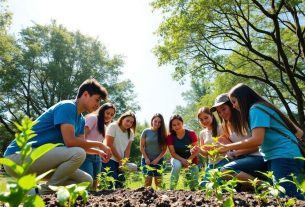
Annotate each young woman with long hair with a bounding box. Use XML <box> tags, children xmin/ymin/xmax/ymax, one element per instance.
<box><xmin>220</xmin><ymin>83</ymin><xmax>304</xmax><ymax>199</ymax></box>
<box><xmin>140</xmin><ymin>113</ymin><xmax>167</xmax><ymax>188</ymax></box>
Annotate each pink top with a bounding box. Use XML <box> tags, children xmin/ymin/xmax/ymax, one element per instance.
<box><xmin>85</xmin><ymin>115</ymin><xmax>104</xmax><ymax>142</ymax></box>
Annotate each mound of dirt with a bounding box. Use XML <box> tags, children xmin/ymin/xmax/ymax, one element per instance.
<box><xmin>42</xmin><ymin>187</ymin><xmax>305</xmax><ymax>207</ymax></box>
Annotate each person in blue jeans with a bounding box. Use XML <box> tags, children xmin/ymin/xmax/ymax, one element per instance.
<box><xmin>167</xmin><ymin>114</ymin><xmax>199</xmax><ymax>190</ymax></box>
<box><xmin>220</xmin><ymin>83</ymin><xmax>304</xmax><ymax>199</ymax></box>
<box><xmin>103</xmin><ymin>111</ymin><xmax>137</xmax><ymax>188</ymax></box>
<box><xmin>191</xmin><ymin>106</ymin><xmax>229</xmax><ymax>186</ymax></box>
<box><xmin>210</xmin><ymin>93</ymin><xmax>267</xmax><ymax>183</ymax></box>
<box><xmin>80</xmin><ymin>103</ymin><xmax>116</xmax><ymax>190</ymax></box>
<box><xmin>140</xmin><ymin>113</ymin><xmax>167</xmax><ymax>188</ymax></box>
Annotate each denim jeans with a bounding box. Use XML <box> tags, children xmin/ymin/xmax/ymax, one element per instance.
<box><xmin>221</xmin><ymin>155</ymin><xmax>267</xmax><ymax>178</ymax></box>
<box><xmin>141</xmin><ymin>158</ymin><xmax>164</xmax><ymax>177</ymax></box>
<box><xmin>80</xmin><ymin>154</ymin><xmax>101</xmax><ymax>180</ymax></box>
<box><xmin>170</xmin><ymin>158</ymin><xmax>199</xmax><ymax>190</ymax></box>
<box><xmin>267</xmin><ymin>158</ymin><xmax>304</xmax><ymax>200</ymax></box>
<box><xmin>102</xmin><ymin>159</ymin><xmax>124</xmax><ymax>188</ymax></box>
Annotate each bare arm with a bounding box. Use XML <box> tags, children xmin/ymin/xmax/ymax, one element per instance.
<box><xmin>140</xmin><ymin>137</ymin><xmax>151</xmax><ymax>165</ymax></box>
<box><xmin>220</xmin><ymin>128</ymin><xmax>265</xmax><ymax>152</ymax></box>
<box><xmin>60</xmin><ymin>124</ymin><xmax>105</xmax><ymax>150</ymax></box>
<box><xmin>168</xmin><ymin>145</ymin><xmax>189</xmax><ymax>167</ymax></box>
<box><xmin>188</xmin><ymin>141</ymin><xmax>198</xmax><ymax>161</ymax></box>
<box><xmin>151</xmin><ymin>145</ymin><xmax>167</xmax><ymax>165</ymax></box>
<box><xmin>293</xmin><ymin>123</ymin><xmax>304</xmax><ymax>139</ymax></box>
<box><xmin>124</xmin><ymin>141</ymin><xmax>132</xmax><ymax>159</ymax></box>
<box><xmin>105</xmin><ymin>135</ymin><xmax>122</xmax><ymax>162</ymax></box>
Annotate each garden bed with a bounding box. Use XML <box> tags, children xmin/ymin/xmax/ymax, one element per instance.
<box><xmin>42</xmin><ymin>187</ymin><xmax>305</xmax><ymax>207</ymax></box>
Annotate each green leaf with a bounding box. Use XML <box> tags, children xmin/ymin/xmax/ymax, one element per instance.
<box><xmin>24</xmin><ymin>195</ymin><xmax>46</xmax><ymax>207</ymax></box>
<box><xmin>18</xmin><ymin>174</ymin><xmax>37</xmax><ymax>191</ymax></box>
<box><xmin>0</xmin><ymin>158</ymin><xmax>24</xmax><ymax>176</ymax></box>
<box><xmin>75</xmin><ymin>182</ymin><xmax>90</xmax><ymax>192</ymax></box>
<box><xmin>269</xmin><ymin>188</ymin><xmax>279</xmax><ymax>196</ymax></box>
<box><xmin>223</xmin><ymin>197</ymin><xmax>234</xmax><ymax>207</ymax></box>
<box><xmin>80</xmin><ymin>190</ymin><xmax>88</xmax><ymax>204</ymax></box>
<box><xmin>57</xmin><ymin>187</ymin><xmax>70</xmax><ymax>206</ymax></box>
<box><xmin>30</xmin><ymin>143</ymin><xmax>61</xmax><ymax>162</ymax></box>
<box><xmin>285</xmin><ymin>198</ymin><xmax>296</xmax><ymax>206</ymax></box>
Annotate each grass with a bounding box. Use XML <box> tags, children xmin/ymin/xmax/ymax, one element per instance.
<box><xmin>0</xmin><ymin>168</ymin><xmax>204</xmax><ymax>193</ymax></box>
<box><xmin>126</xmin><ymin>170</ymin><xmax>202</xmax><ymax>190</ymax></box>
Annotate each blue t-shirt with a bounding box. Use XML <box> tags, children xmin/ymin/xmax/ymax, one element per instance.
<box><xmin>4</xmin><ymin>100</ymin><xmax>85</xmax><ymax>156</ymax></box>
<box><xmin>249</xmin><ymin>104</ymin><xmax>301</xmax><ymax>161</ymax></box>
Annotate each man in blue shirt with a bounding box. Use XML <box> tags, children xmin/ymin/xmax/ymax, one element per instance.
<box><xmin>4</xmin><ymin>79</ymin><xmax>111</xmax><ymax>194</ymax></box>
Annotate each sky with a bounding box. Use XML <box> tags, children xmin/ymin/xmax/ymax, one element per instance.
<box><xmin>6</xmin><ymin>0</ymin><xmax>190</xmax><ymax>124</ymax></box>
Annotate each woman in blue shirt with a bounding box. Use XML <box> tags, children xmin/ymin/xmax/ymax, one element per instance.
<box><xmin>220</xmin><ymin>83</ymin><xmax>304</xmax><ymax>199</ymax></box>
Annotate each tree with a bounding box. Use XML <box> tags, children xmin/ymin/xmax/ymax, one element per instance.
<box><xmin>0</xmin><ymin>0</ymin><xmax>21</xmax><ymax>154</ymax></box>
<box><xmin>0</xmin><ymin>21</ymin><xmax>140</xmax><ymax>152</ymax></box>
<box><xmin>173</xmin><ymin>78</ymin><xmax>211</xmax><ymax>133</ymax></box>
<box><xmin>152</xmin><ymin>0</ymin><xmax>305</xmax><ymax>130</ymax></box>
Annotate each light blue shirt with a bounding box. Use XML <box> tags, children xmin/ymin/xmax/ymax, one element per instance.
<box><xmin>141</xmin><ymin>128</ymin><xmax>163</xmax><ymax>160</ymax></box>
<box><xmin>4</xmin><ymin>100</ymin><xmax>85</xmax><ymax>156</ymax></box>
<box><xmin>249</xmin><ymin>103</ymin><xmax>301</xmax><ymax>161</ymax></box>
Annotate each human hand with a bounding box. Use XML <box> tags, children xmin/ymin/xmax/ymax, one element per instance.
<box><xmin>181</xmin><ymin>158</ymin><xmax>189</xmax><ymax>167</ymax></box>
<box><xmin>98</xmin><ymin>150</ymin><xmax>109</xmax><ymax>163</ymax></box>
<box><xmin>151</xmin><ymin>159</ymin><xmax>159</xmax><ymax>165</ymax></box>
<box><xmin>190</xmin><ymin>146</ymin><xmax>201</xmax><ymax>156</ymax></box>
<box><xmin>100</xmin><ymin>145</ymin><xmax>112</xmax><ymax>160</ymax></box>
<box><xmin>217</xmin><ymin>142</ymin><xmax>230</xmax><ymax>153</ymax></box>
<box><xmin>226</xmin><ymin>150</ymin><xmax>236</xmax><ymax>160</ymax></box>
<box><xmin>145</xmin><ymin>158</ymin><xmax>151</xmax><ymax>165</ymax></box>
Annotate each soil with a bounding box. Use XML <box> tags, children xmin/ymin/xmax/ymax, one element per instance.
<box><xmin>42</xmin><ymin>187</ymin><xmax>305</xmax><ymax>207</ymax></box>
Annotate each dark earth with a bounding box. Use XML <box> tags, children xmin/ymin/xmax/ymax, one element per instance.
<box><xmin>42</xmin><ymin>187</ymin><xmax>305</xmax><ymax>207</ymax></box>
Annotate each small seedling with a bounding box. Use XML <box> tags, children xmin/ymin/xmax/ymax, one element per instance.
<box><xmin>96</xmin><ymin>167</ymin><xmax>116</xmax><ymax>190</ymax></box>
<box><xmin>49</xmin><ymin>181</ymin><xmax>90</xmax><ymax>207</ymax></box>
<box><xmin>0</xmin><ymin>117</ymin><xmax>59</xmax><ymax>207</ymax></box>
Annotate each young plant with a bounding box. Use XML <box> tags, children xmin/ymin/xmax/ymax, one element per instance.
<box><xmin>258</xmin><ymin>171</ymin><xmax>290</xmax><ymax>207</ymax></box>
<box><xmin>49</xmin><ymin>181</ymin><xmax>90</xmax><ymax>207</ymax></box>
<box><xmin>248</xmin><ymin>177</ymin><xmax>269</xmax><ymax>205</ymax></box>
<box><xmin>0</xmin><ymin>117</ymin><xmax>60</xmax><ymax>207</ymax></box>
<box><xmin>182</xmin><ymin>162</ymin><xmax>199</xmax><ymax>190</ymax></box>
<box><xmin>119</xmin><ymin>157</ymin><xmax>132</xmax><ymax>188</ymax></box>
<box><xmin>96</xmin><ymin>167</ymin><xmax>116</xmax><ymax>190</ymax></box>
<box><xmin>203</xmin><ymin>168</ymin><xmax>237</xmax><ymax>205</ymax></box>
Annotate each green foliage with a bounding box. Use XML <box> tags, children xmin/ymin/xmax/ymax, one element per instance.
<box><xmin>96</xmin><ymin>167</ymin><xmax>116</xmax><ymax>190</ymax></box>
<box><xmin>49</xmin><ymin>182</ymin><xmax>90</xmax><ymax>207</ymax></box>
<box><xmin>0</xmin><ymin>117</ymin><xmax>60</xmax><ymax>207</ymax></box>
<box><xmin>0</xmin><ymin>20</ymin><xmax>140</xmax><ymax>149</ymax></box>
<box><xmin>202</xmin><ymin>168</ymin><xmax>238</xmax><ymax>206</ymax></box>
<box><xmin>257</xmin><ymin>171</ymin><xmax>291</xmax><ymax>207</ymax></box>
<box><xmin>152</xmin><ymin>0</ymin><xmax>305</xmax><ymax>129</ymax></box>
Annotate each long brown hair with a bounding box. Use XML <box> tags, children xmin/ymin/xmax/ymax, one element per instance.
<box><xmin>169</xmin><ymin>114</ymin><xmax>184</xmax><ymax>136</ymax></box>
<box><xmin>214</xmin><ymin>97</ymin><xmax>245</xmax><ymax>136</ymax></box>
<box><xmin>229</xmin><ymin>83</ymin><xmax>297</xmax><ymax>134</ymax></box>
<box><xmin>151</xmin><ymin>113</ymin><xmax>167</xmax><ymax>147</ymax></box>
<box><xmin>97</xmin><ymin>103</ymin><xmax>116</xmax><ymax>137</ymax></box>
<box><xmin>197</xmin><ymin>107</ymin><xmax>218</xmax><ymax>137</ymax></box>
<box><xmin>117</xmin><ymin>110</ymin><xmax>137</xmax><ymax>139</ymax></box>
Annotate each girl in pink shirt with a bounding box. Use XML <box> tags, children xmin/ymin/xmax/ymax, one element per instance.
<box><xmin>80</xmin><ymin>102</ymin><xmax>116</xmax><ymax>190</ymax></box>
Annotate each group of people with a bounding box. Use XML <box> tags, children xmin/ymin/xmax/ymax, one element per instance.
<box><xmin>3</xmin><ymin>79</ymin><xmax>305</xmax><ymax>200</ymax></box>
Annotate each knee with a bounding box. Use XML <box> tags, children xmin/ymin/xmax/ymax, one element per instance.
<box><xmin>70</xmin><ymin>147</ymin><xmax>86</xmax><ymax>163</ymax></box>
<box><xmin>171</xmin><ymin>159</ymin><xmax>182</xmax><ymax>171</ymax></box>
